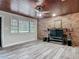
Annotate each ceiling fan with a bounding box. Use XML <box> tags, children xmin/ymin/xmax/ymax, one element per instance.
<box><xmin>34</xmin><ymin>0</ymin><xmax>50</xmax><ymax>13</ymax></box>
<box><xmin>32</xmin><ymin>0</ymin><xmax>52</xmax><ymax>18</ymax></box>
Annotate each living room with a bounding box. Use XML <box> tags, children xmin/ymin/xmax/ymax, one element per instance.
<box><xmin>0</xmin><ymin>0</ymin><xmax>79</xmax><ymax>59</ymax></box>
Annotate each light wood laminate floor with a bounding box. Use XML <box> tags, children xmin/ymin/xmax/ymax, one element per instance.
<box><xmin>0</xmin><ymin>40</ymin><xmax>79</xmax><ymax>59</ymax></box>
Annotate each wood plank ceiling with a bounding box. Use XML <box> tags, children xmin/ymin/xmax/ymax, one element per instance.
<box><xmin>35</xmin><ymin>0</ymin><xmax>79</xmax><ymax>17</ymax></box>
<box><xmin>33</xmin><ymin>0</ymin><xmax>79</xmax><ymax>17</ymax></box>
<box><xmin>0</xmin><ymin>0</ymin><xmax>35</xmax><ymax>18</ymax></box>
<box><xmin>0</xmin><ymin>0</ymin><xmax>79</xmax><ymax>18</ymax></box>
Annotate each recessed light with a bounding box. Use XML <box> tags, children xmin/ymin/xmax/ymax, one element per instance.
<box><xmin>52</xmin><ymin>14</ymin><xmax>56</xmax><ymax>16</ymax></box>
<box><xmin>61</xmin><ymin>0</ymin><xmax>65</xmax><ymax>2</ymax></box>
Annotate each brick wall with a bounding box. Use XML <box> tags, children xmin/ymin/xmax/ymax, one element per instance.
<box><xmin>38</xmin><ymin>13</ymin><xmax>79</xmax><ymax>46</ymax></box>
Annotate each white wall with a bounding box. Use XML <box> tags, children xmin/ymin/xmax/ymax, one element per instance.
<box><xmin>0</xmin><ymin>11</ymin><xmax>37</xmax><ymax>47</ymax></box>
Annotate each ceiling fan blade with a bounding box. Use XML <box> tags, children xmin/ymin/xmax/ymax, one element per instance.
<box><xmin>41</xmin><ymin>11</ymin><xmax>50</xmax><ymax>13</ymax></box>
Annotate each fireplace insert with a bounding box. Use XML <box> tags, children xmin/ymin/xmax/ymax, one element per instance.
<box><xmin>48</xmin><ymin>29</ymin><xmax>64</xmax><ymax>42</ymax></box>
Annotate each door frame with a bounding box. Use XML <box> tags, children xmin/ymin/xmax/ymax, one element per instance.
<box><xmin>0</xmin><ymin>15</ymin><xmax>4</xmax><ymax>48</ymax></box>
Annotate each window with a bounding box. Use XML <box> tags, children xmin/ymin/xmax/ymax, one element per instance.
<box><xmin>30</xmin><ymin>21</ymin><xmax>36</xmax><ymax>32</ymax></box>
<box><xmin>11</xmin><ymin>19</ymin><xmax>18</xmax><ymax>33</ymax></box>
<box><xmin>19</xmin><ymin>20</ymin><xmax>29</xmax><ymax>33</ymax></box>
<box><xmin>11</xmin><ymin>18</ymin><xmax>36</xmax><ymax>33</ymax></box>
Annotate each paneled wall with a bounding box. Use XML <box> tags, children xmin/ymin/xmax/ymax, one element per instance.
<box><xmin>0</xmin><ymin>11</ymin><xmax>37</xmax><ymax>47</ymax></box>
<box><xmin>38</xmin><ymin>13</ymin><xmax>79</xmax><ymax>46</ymax></box>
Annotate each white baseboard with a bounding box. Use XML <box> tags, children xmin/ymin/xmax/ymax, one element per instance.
<box><xmin>2</xmin><ymin>40</ymin><xmax>36</xmax><ymax>48</ymax></box>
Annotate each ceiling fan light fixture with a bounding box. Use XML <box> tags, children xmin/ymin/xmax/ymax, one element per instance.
<box><xmin>35</xmin><ymin>5</ymin><xmax>43</xmax><ymax>12</ymax></box>
<box><xmin>37</xmin><ymin>12</ymin><xmax>43</xmax><ymax>18</ymax></box>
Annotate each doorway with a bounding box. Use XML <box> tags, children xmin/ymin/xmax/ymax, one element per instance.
<box><xmin>0</xmin><ymin>17</ymin><xmax>2</xmax><ymax>47</ymax></box>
